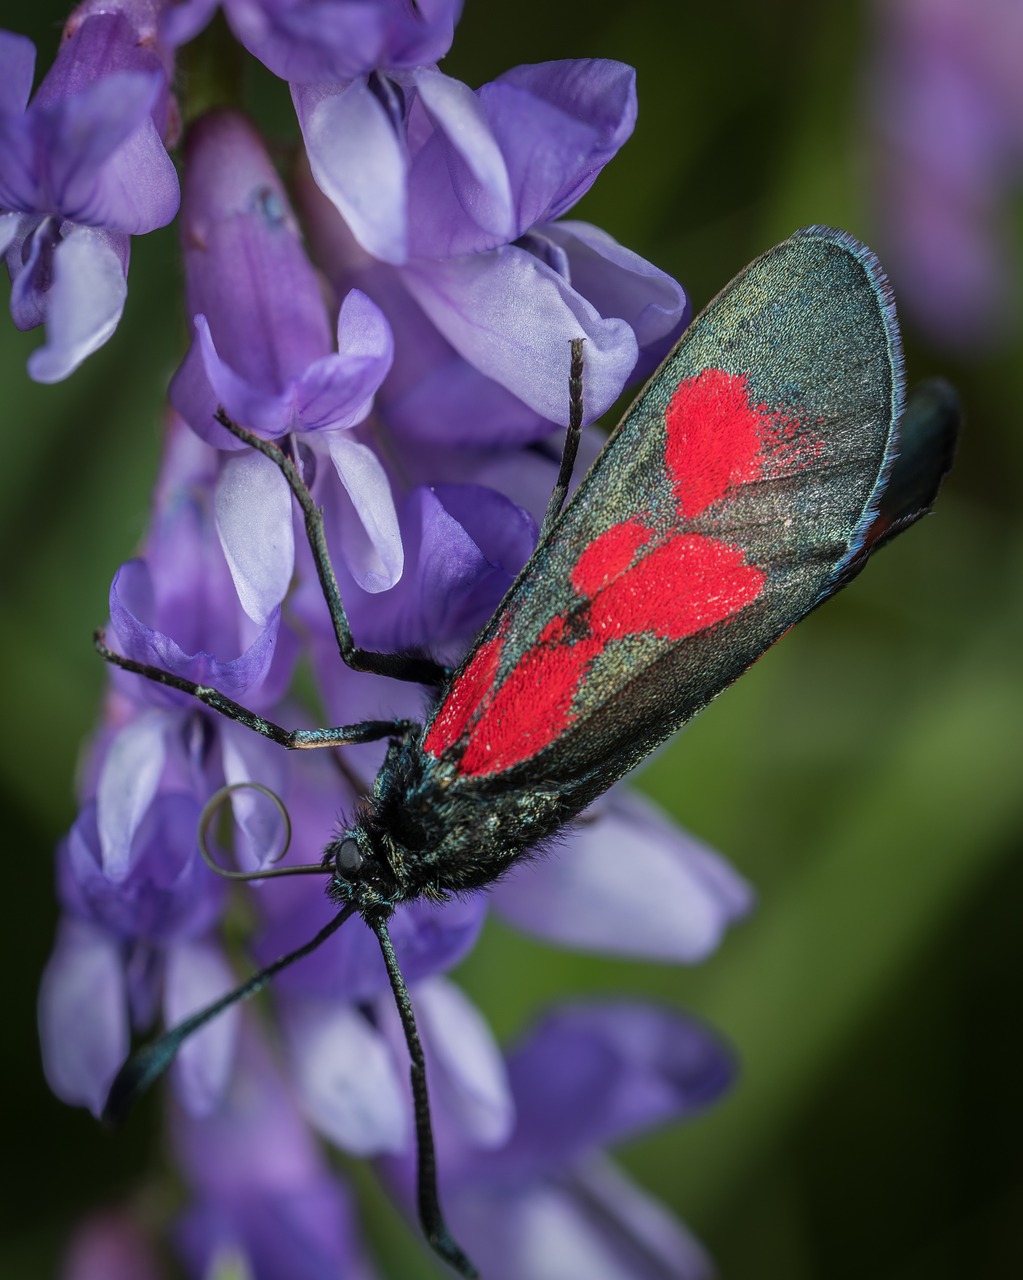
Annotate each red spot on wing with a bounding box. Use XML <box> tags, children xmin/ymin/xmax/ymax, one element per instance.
<box><xmin>571</xmin><ymin>519</ymin><xmax>651</xmax><ymax>595</ymax></box>
<box><xmin>423</xmin><ymin>621</ymin><xmax>506</xmax><ymax>757</ymax></box>
<box><xmin>666</xmin><ymin>368</ymin><xmax>815</xmax><ymax>519</ymax></box>
<box><xmin>454</xmin><ymin>529</ymin><xmax>765</xmax><ymax>777</ymax></box>
<box><xmin>455</xmin><ymin>620</ymin><xmax>603</xmax><ymax>777</ymax></box>
<box><xmin>588</xmin><ymin>534</ymin><xmax>764</xmax><ymax>641</ymax></box>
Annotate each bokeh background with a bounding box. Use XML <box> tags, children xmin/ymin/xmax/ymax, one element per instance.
<box><xmin>3</xmin><ymin>1</ymin><xmax>1021</xmax><ymax>1276</ymax></box>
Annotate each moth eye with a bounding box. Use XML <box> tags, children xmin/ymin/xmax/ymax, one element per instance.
<box><xmin>335</xmin><ymin>837</ymin><xmax>364</xmax><ymax>877</ymax></box>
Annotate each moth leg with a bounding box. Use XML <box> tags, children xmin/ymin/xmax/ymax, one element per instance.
<box><xmin>537</xmin><ymin>337</ymin><xmax>586</xmax><ymax>541</ymax></box>
<box><xmin>215</xmin><ymin>409</ymin><xmax>448</xmax><ymax>686</ymax></box>
<box><xmin>372</xmin><ymin>919</ymin><xmax>479</xmax><ymax>1279</ymax></box>
<box><xmin>95</xmin><ymin>630</ymin><xmax>417</xmax><ymax>749</ymax></box>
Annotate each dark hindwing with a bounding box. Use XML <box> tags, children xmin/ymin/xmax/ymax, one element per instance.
<box><xmin>424</xmin><ymin>228</ymin><xmax>905</xmax><ymax>805</ymax></box>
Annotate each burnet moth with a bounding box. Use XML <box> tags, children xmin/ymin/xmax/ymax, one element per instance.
<box><xmin>96</xmin><ymin>226</ymin><xmax>958</xmax><ymax>1277</ymax></box>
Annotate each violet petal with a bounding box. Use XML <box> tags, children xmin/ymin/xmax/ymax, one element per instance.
<box><xmin>38</xmin><ymin>919</ymin><xmax>129</xmax><ymax>1116</ymax></box>
<box><xmin>413</xmin><ymin>977</ymin><xmax>514</xmax><ymax>1147</ymax></box>
<box><xmin>543</xmin><ymin>220</ymin><xmax>689</xmax><ymax>372</ymax></box>
<box><xmin>324</xmin><ymin>430</ymin><xmax>404</xmax><ymax>592</ymax></box>
<box><xmin>214</xmin><ymin>447</ymin><xmax>295</xmax><ymax>625</ymax></box>
<box><xmin>490</xmin><ymin>789</ymin><xmax>753</xmax><ymax>961</ymax></box>
<box><xmin>498</xmin><ymin>1002</ymin><xmax>734</xmax><ymax>1174</ymax></box>
<box><xmin>96</xmin><ymin>710</ymin><xmax>169</xmax><ymax>882</ymax></box>
<box><xmin>295</xmin><ymin>79</ymin><xmax>408</xmax><ymax>265</ymax></box>
<box><xmin>109</xmin><ymin>558</ymin><xmax>282</xmax><ymax>695</ymax></box>
<box><xmin>455</xmin><ymin>1154</ymin><xmax>712</xmax><ymax>1280</ymax></box>
<box><xmin>165</xmin><ymin>939</ymin><xmax>240</xmax><ymax>1117</ymax></box>
<box><xmin>486</xmin><ymin>60</ymin><xmax>638</xmax><ymax>225</ymax></box>
<box><xmin>283</xmin><ymin>995</ymin><xmax>408</xmax><ymax>1154</ymax></box>
<box><xmin>406</xmin><ymin>66</ymin><xmax>515</xmax><ymax>255</ymax></box>
<box><xmin>25</xmin><ymin>225</ymin><xmax>129</xmax><ymax>381</ymax></box>
<box><xmin>0</xmin><ymin>30</ymin><xmax>35</xmax><ymax>115</ymax></box>
<box><xmin>402</xmin><ymin>246</ymin><xmax>637</xmax><ymax>424</ymax></box>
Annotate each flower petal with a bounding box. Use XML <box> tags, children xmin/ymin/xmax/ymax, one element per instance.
<box><xmin>96</xmin><ymin>710</ymin><xmax>169</xmax><ymax>882</ymax></box>
<box><xmin>412</xmin><ymin>977</ymin><xmax>513</xmax><ymax>1147</ymax></box>
<box><xmin>486</xmin><ymin>60</ymin><xmax>637</xmax><ymax>225</ymax></box>
<box><xmin>38</xmin><ymin>919</ymin><xmax>129</xmax><ymax>1116</ymax></box>
<box><xmin>165</xmin><ymin>939</ymin><xmax>241</xmax><ymax>1117</ymax></box>
<box><xmin>0</xmin><ymin>30</ymin><xmax>35</xmax><ymax>115</ymax></box>
<box><xmin>406</xmin><ymin>67</ymin><xmax>515</xmax><ymax>256</ymax></box>
<box><xmin>26</xmin><ymin>226</ymin><xmax>128</xmax><ymax>382</ymax></box>
<box><xmin>402</xmin><ymin>246</ymin><xmax>637</xmax><ymax>424</ymax></box>
<box><xmin>214</xmin><ymin>447</ymin><xmax>296</xmax><ymax>625</ymax></box>
<box><xmin>491</xmin><ymin>789</ymin><xmax>753</xmax><ymax>961</ymax></box>
<box><xmin>284</xmin><ymin>995</ymin><xmax>409</xmax><ymax>1154</ymax></box>
<box><xmin>324</xmin><ymin>430</ymin><xmax>403</xmax><ymax>592</ymax></box>
<box><xmin>543</xmin><ymin>220</ymin><xmax>689</xmax><ymax>377</ymax></box>
<box><xmin>455</xmin><ymin>1154</ymin><xmax>712</xmax><ymax>1280</ymax></box>
<box><xmin>295</xmin><ymin>79</ymin><xmax>408</xmax><ymax>265</ymax></box>
<box><xmin>495</xmin><ymin>1002</ymin><xmax>734</xmax><ymax>1174</ymax></box>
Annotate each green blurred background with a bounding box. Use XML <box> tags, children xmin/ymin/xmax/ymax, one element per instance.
<box><xmin>3</xmin><ymin>1</ymin><xmax>1021</xmax><ymax>1276</ymax></box>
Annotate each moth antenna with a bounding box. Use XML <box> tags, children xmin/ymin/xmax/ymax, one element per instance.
<box><xmin>372</xmin><ymin>919</ymin><xmax>479</xmax><ymax>1279</ymax></box>
<box><xmin>198</xmin><ymin>781</ymin><xmax>325</xmax><ymax>881</ymax></box>
<box><xmin>539</xmin><ymin>336</ymin><xmax>586</xmax><ymax>538</ymax></box>
<box><xmin>103</xmin><ymin>904</ymin><xmax>358</xmax><ymax>1125</ymax></box>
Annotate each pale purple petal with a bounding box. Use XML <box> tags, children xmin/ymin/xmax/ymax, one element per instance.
<box><xmin>491</xmin><ymin>789</ymin><xmax>753</xmax><ymax>961</ymax></box>
<box><xmin>324</xmin><ymin>430</ymin><xmax>404</xmax><ymax>591</ymax></box>
<box><xmin>110</xmin><ymin>558</ymin><xmax>282</xmax><ymax>695</ymax></box>
<box><xmin>485</xmin><ymin>60</ymin><xmax>637</xmax><ymax>225</ymax></box>
<box><xmin>295</xmin><ymin>79</ymin><xmax>408</xmax><ymax>264</ymax></box>
<box><xmin>159</xmin><ymin>0</ymin><xmax>220</xmax><ymax>47</ymax></box>
<box><xmin>26</xmin><ymin>225</ymin><xmax>129</xmax><ymax>382</ymax></box>
<box><xmin>0</xmin><ymin>30</ymin><xmax>35</xmax><ymax>115</ymax></box>
<box><xmin>177</xmin><ymin>1186</ymin><xmax>376</xmax><ymax>1280</ymax></box>
<box><xmin>214</xmin><ymin>447</ymin><xmax>295</xmax><ymax>624</ymax></box>
<box><xmin>96</xmin><ymin>711</ymin><xmax>169</xmax><ymax>881</ymax></box>
<box><xmin>402</xmin><ymin>246</ymin><xmax>637</xmax><ymax>424</ymax></box>
<box><xmin>543</xmin><ymin>220</ymin><xmax>689</xmax><ymax>376</ymax></box>
<box><xmin>410</xmin><ymin>977</ymin><xmax>513</xmax><ymax>1147</ymax></box>
<box><xmin>498</xmin><ymin>1003</ymin><xmax>733</xmax><ymax>1174</ymax></box>
<box><xmin>455</xmin><ymin>1155</ymin><xmax>712</xmax><ymax>1280</ymax></box>
<box><xmin>39</xmin><ymin>919</ymin><xmax>129</xmax><ymax>1116</ymax></box>
<box><xmin>340</xmin><ymin>482</ymin><xmax>534</xmax><ymax>654</ymax></box>
<box><xmin>165</xmin><ymin>939</ymin><xmax>241</xmax><ymax>1117</ymax></box>
<box><xmin>406</xmin><ymin>67</ymin><xmax>515</xmax><ymax>255</ymax></box>
<box><xmin>37</xmin><ymin>71</ymin><xmax>175</xmax><ymax>230</ymax></box>
<box><xmin>172</xmin><ymin>1025</ymin><xmax>325</xmax><ymax>1195</ymax></box>
<box><xmin>258</xmin><ymin>892</ymin><xmax>485</xmax><ymax>1005</ymax></box>
<box><xmin>193</xmin><ymin>313</ymin><xmax>301</xmax><ymax>436</ymax></box>
<box><xmin>218</xmin><ymin>722</ymin><xmax>290</xmax><ymax>872</ymax></box>
<box><xmin>293</xmin><ymin>289</ymin><xmax>394</xmax><ymax>430</ymax></box>
<box><xmin>283</xmin><ymin>995</ymin><xmax>409</xmax><ymax>1154</ymax></box>
<box><xmin>68</xmin><ymin>793</ymin><xmax>224</xmax><ymax>943</ymax></box>
<box><xmin>170</xmin><ymin>112</ymin><xmax>335</xmax><ymax>438</ymax></box>
<box><xmin>0</xmin><ymin>211</ymin><xmax>23</xmax><ymax>256</ymax></box>
<box><xmin>223</xmin><ymin>0</ymin><xmax>461</xmax><ymax>82</ymax></box>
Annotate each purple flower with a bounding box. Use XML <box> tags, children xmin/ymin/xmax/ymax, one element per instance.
<box><xmin>0</xmin><ymin>4</ymin><xmax>179</xmax><ymax>379</ymax></box>
<box><xmin>382</xmin><ymin>1000</ymin><xmax>730</xmax><ymax>1279</ymax></box>
<box><xmin>868</xmin><ymin>0</ymin><xmax>1023</xmax><ymax>347</ymax></box>
<box><xmin>163</xmin><ymin>0</ymin><xmax>463</xmax><ymax>84</ymax></box>
<box><xmin>295</xmin><ymin>58</ymin><xmax>688</xmax><ymax>435</ymax></box>
<box><xmin>169</xmin><ymin>110</ymin><xmax>401</xmax><ymax>614</ymax></box>
<box><xmin>173</xmin><ymin>1027</ymin><xmax>379</xmax><ymax>1279</ymax></box>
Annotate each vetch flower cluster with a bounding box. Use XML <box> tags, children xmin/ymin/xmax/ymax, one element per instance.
<box><xmin>20</xmin><ymin>1</ymin><xmax>751</xmax><ymax>1274</ymax></box>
